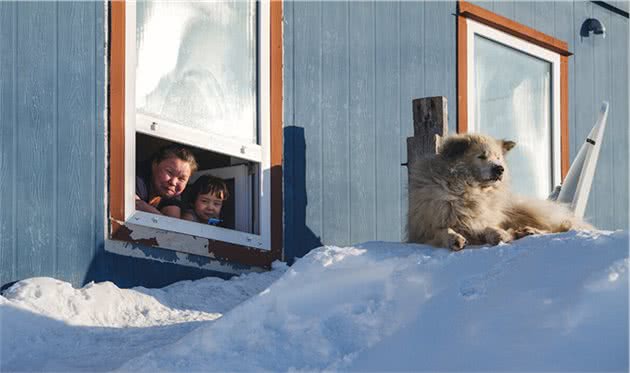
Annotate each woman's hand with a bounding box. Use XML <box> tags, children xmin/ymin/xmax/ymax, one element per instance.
<box><xmin>181</xmin><ymin>211</ymin><xmax>195</xmax><ymax>222</ymax></box>
<box><xmin>160</xmin><ymin>205</ymin><xmax>181</xmax><ymax>219</ymax></box>
<box><xmin>135</xmin><ymin>195</ymin><xmax>163</xmax><ymax>215</ymax></box>
<box><xmin>135</xmin><ymin>194</ymin><xmax>181</xmax><ymax>218</ymax></box>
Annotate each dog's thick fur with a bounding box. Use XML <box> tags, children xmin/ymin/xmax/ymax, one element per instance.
<box><xmin>407</xmin><ymin>133</ymin><xmax>593</xmax><ymax>250</ymax></box>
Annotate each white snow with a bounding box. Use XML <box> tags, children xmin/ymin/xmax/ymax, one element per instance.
<box><xmin>1</xmin><ymin>230</ymin><xmax>628</xmax><ymax>371</ymax></box>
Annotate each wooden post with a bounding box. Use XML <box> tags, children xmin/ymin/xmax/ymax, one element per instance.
<box><xmin>406</xmin><ymin>97</ymin><xmax>448</xmax><ymax>226</ymax></box>
<box><xmin>406</xmin><ymin>96</ymin><xmax>449</xmax><ymax>168</ymax></box>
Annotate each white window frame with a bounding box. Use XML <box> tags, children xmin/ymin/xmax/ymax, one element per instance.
<box><xmin>123</xmin><ymin>1</ymin><xmax>272</xmax><ymax>251</ymax></box>
<box><xmin>466</xmin><ymin>19</ymin><xmax>562</xmax><ymax>190</ymax></box>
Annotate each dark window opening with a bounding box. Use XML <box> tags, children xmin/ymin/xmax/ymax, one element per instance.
<box><xmin>136</xmin><ymin>133</ymin><xmax>259</xmax><ymax>234</ymax></box>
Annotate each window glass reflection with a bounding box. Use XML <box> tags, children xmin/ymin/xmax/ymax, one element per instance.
<box><xmin>474</xmin><ymin>35</ymin><xmax>553</xmax><ymax>198</ymax></box>
<box><xmin>136</xmin><ymin>1</ymin><xmax>257</xmax><ymax>144</ymax></box>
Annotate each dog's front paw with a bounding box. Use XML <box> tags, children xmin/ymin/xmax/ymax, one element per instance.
<box><xmin>483</xmin><ymin>227</ymin><xmax>512</xmax><ymax>245</ymax></box>
<box><xmin>448</xmin><ymin>231</ymin><xmax>467</xmax><ymax>251</ymax></box>
<box><xmin>512</xmin><ymin>226</ymin><xmax>545</xmax><ymax>239</ymax></box>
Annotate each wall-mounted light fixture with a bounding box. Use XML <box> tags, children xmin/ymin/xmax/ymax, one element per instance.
<box><xmin>580</xmin><ymin>18</ymin><xmax>606</xmax><ymax>39</ymax></box>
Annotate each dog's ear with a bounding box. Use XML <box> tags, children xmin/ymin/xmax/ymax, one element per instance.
<box><xmin>501</xmin><ymin>140</ymin><xmax>516</xmax><ymax>154</ymax></box>
<box><xmin>439</xmin><ymin>136</ymin><xmax>471</xmax><ymax>159</ymax></box>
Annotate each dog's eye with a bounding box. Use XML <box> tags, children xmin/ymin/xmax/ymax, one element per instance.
<box><xmin>478</xmin><ymin>154</ymin><xmax>487</xmax><ymax>160</ymax></box>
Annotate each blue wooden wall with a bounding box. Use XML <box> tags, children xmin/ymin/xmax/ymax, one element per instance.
<box><xmin>0</xmin><ymin>1</ymin><xmax>103</xmax><ymax>287</ymax></box>
<box><xmin>283</xmin><ymin>1</ymin><xmax>629</xmax><ymax>260</ymax></box>
<box><xmin>284</xmin><ymin>1</ymin><xmax>458</xmax><ymax>261</ymax></box>
<box><xmin>0</xmin><ymin>2</ymin><xmax>230</xmax><ymax>289</ymax></box>
<box><xmin>1</xmin><ymin>1</ymin><xmax>627</xmax><ymax>288</ymax></box>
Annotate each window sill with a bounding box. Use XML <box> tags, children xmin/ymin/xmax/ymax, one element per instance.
<box><xmin>110</xmin><ymin>219</ymin><xmax>278</xmax><ymax>269</ymax></box>
<box><xmin>104</xmin><ymin>238</ymin><xmax>263</xmax><ymax>276</ymax></box>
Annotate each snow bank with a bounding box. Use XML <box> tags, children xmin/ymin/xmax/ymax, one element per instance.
<box><xmin>1</xmin><ymin>267</ymin><xmax>285</xmax><ymax>371</ymax></box>
<box><xmin>122</xmin><ymin>230</ymin><xmax>628</xmax><ymax>372</ymax></box>
<box><xmin>1</xmin><ymin>231</ymin><xmax>627</xmax><ymax>372</ymax></box>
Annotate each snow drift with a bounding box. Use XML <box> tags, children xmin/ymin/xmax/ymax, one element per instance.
<box><xmin>1</xmin><ymin>230</ymin><xmax>628</xmax><ymax>371</ymax></box>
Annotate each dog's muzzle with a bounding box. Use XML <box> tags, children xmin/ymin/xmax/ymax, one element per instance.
<box><xmin>491</xmin><ymin>165</ymin><xmax>504</xmax><ymax>180</ymax></box>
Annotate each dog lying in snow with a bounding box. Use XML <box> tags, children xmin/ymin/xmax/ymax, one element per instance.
<box><xmin>407</xmin><ymin>133</ymin><xmax>593</xmax><ymax>250</ymax></box>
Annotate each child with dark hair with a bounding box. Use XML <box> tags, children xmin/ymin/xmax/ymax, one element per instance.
<box><xmin>182</xmin><ymin>175</ymin><xmax>230</xmax><ymax>226</ymax></box>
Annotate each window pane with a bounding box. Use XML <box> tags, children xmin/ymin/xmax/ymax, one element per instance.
<box><xmin>136</xmin><ymin>1</ymin><xmax>257</xmax><ymax>144</ymax></box>
<box><xmin>474</xmin><ymin>35</ymin><xmax>552</xmax><ymax>198</ymax></box>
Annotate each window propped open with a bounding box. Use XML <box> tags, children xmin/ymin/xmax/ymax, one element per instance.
<box><xmin>107</xmin><ymin>0</ymin><xmax>283</xmax><ymax>267</ymax></box>
<box><xmin>137</xmin><ymin>133</ymin><xmax>259</xmax><ymax>235</ymax></box>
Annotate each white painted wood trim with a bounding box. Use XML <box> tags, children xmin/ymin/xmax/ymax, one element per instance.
<box><xmin>136</xmin><ymin>113</ymin><xmax>263</xmax><ymax>163</ymax></box>
<box><xmin>551</xmin><ymin>55</ymin><xmax>561</xmax><ymax>188</ymax></box>
<box><xmin>130</xmin><ymin>211</ymin><xmax>266</xmax><ymax>249</ymax></box>
<box><xmin>104</xmin><ymin>239</ymin><xmax>262</xmax><ymax>276</ymax></box>
<box><xmin>466</xmin><ymin>18</ymin><xmax>562</xmax><ymax>189</ymax></box>
<box><xmin>124</xmin><ymin>1</ymin><xmax>137</xmax><ymax>221</ymax></box>
<box><xmin>258</xmin><ymin>0</ymin><xmax>272</xmax><ymax>250</ymax></box>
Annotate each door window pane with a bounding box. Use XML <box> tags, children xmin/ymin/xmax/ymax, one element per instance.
<box><xmin>474</xmin><ymin>35</ymin><xmax>553</xmax><ymax>198</ymax></box>
<box><xmin>135</xmin><ymin>1</ymin><xmax>257</xmax><ymax>144</ymax></box>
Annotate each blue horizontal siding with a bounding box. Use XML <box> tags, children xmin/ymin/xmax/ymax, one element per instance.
<box><xmin>284</xmin><ymin>1</ymin><xmax>458</xmax><ymax>260</ymax></box>
<box><xmin>0</xmin><ymin>1</ymin><xmax>234</xmax><ymax>289</ymax></box>
<box><xmin>284</xmin><ymin>0</ymin><xmax>629</xmax><ymax>261</ymax></box>
<box><xmin>0</xmin><ymin>1</ymin><xmax>18</xmax><ymax>287</ymax></box>
<box><xmin>15</xmin><ymin>1</ymin><xmax>57</xmax><ymax>281</ymax></box>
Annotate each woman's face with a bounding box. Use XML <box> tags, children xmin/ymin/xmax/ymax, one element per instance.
<box><xmin>151</xmin><ymin>157</ymin><xmax>192</xmax><ymax>198</ymax></box>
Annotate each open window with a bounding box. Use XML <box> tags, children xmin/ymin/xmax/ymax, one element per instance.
<box><xmin>457</xmin><ymin>1</ymin><xmax>571</xmax><ymax>199</ymax></box>
<box><xmin>108</xmin><ymin>1</ymin><xmax>283</xmax><ymax>269</ymax></box>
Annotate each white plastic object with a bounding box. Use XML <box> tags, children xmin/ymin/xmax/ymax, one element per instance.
<box><xmin>556</xmin><ymin>101</ymin><xmax>609</xmax><ymax>218</ymax></box>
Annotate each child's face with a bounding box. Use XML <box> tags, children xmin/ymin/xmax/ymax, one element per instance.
<box><xmin>194</xmin><ymin>191</ymin><xmax>224</xmax><ymax>222</ymax></box>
